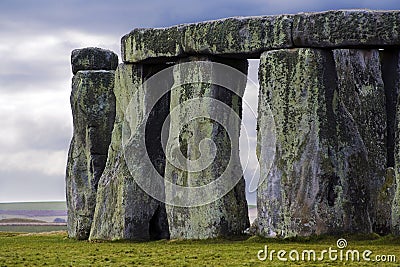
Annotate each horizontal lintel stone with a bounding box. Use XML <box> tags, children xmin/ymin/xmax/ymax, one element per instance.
<box><xmin>121</xmin><ymin>15</ymin><xmax>294</xmax><ymax>63</ymax></box>
<box><xmin>121</xmin><ymin>10</ymin><xmax>400</xmax><ymax>63</ymax></box>
<box><xmin>293</xmin><ymin>10</ymin><xmax>400</xmax><ymax>48</ymax></box>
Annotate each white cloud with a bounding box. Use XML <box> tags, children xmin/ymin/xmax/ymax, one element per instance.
<box><xmin>0</xmin><ymin>30</ymin><xmax>119</xmax><ymax>81</ymax></box>
<box><xmin>0</xmin><ymin>170</ymin><xmax>66</xmax><ymax>202</ymax></box>
<box><xmin>63</xmin><ymin>30</ymin><xmax>120</xmax><ymax>55</ymax></box>
<box><xmin>0</xmin><ymin>26</ymin><xmax>119</xmax><ymax>202</ymax></box>
<box><xmin>0</xmin><ymin>149</ymin><xmax>68</xmax><ymax>176</ymax></box>
<box><xmin>0</xmin><ymin>89</ymin><xmax>72</xmax><ymax>151</ymax></box>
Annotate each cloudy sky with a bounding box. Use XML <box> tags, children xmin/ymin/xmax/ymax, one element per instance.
<box><xmin>0</xmin><ymin>0</ymin><xmax>398</xmax><ymax>204</ymax></box>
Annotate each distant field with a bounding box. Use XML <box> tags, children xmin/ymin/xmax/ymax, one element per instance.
<box><xmin>0</xmin><ymin>201</ymin><xmax>67</xmax><ymax>229</ymax></box>
<box><xmin>0</xmin><ymin>202</ymin><xmax>256</xmax><ymax>232</ymax></box>
<box><xmin>0</xmin><ymin>217</ymin><xmax>67</xmax><ymax>232</ymax></box>
<box><xmin>0</xmin><ymin>225</ymin><xmax>67</xmax><ymax>233</ymax></box>
<box><xmin>0</xmin><ymin>201</ymin><xmax>66</xmax><ymax>210</ymax></box>
<box><xmin>0</xmin><ymin>218</ymin><xmax>47</xmax><ymax>223</ymax></box>
<box><xmin>0</xmin><ymin>232</ymin><xmax>399</xmax><ymax>266</ymax></box>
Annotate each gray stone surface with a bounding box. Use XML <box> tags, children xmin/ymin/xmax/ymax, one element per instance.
<box><xmin>181</xmin><ymin>15</ymin><xmax>293</xmax><ymax>57</ymax></box>
<box><xmin>388</xmin><ymin>50</ymin><xmax>400</xmax><ymax>236</ymax></box>
<box><xmin>122</xmin><ymin>15</ymin><xmax>293</xmax><ymax>63</ymax></box>
<box><xmin>333</xmin><ymin>49</ymin><xmax>391</xmax><ymax>235</ymax></box>
<box><xmin>293</xmin><ymin>10</ymin><xmax>400</xmax><ymax>48</ymax></box>
<box><xmin>164</xmin><ymin>56</ymin><xmax>249</xmax><ymax>239</ymax></box>
<box><xmin>257</xmin><ymin>48</ymin><xmax>339</xmax><ymax>238</ymax></box>
<box><xmin>66</xmin><ymin>70</ymin><xmax>116</xmax><ymax>240</ymax></box>
<box><xmin>122</xmin><ymin>10</ymin><xmax>400</xmax><ymax>63</ymax></box>
<box><xmin>89</xmin><ymin>63</ymin><xmax>171</xmax><ymax>241</ymax></box>
<box><xmin>122</xmin><ymin>27</ymin><xmax>183</xmax><ymax>63</ymax></box>
<box><xmin>71</xmin><ymin>47</ymin><xmax>119</xmax><ymax>75</ymax></box>
<box><xmin>257</xmin><ymin>48</ymin><xmax>388</xmax><ymax>238</ymax></box>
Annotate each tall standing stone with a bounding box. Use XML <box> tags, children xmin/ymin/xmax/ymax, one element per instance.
<box><xmin>257</xmin><ymin>48</ymin><xmax>381</xmax><ymax>237</ymax></box>
<box><xmin>387</xmin><ymin>50</ymin><xmax>400</xmax><ymax>236</ymax></box>
<box><xmin>164</xmin><ymin>57</ymin><xmax>249</xmax><ymax>239</ymax></box>
<box><xmin>89</xmin><ymin>63</ymin><xmax>172</xmax><ymax>241</ymax></box>
<box><xmin>333</xmin><ymin>49</ymin><xmax>390</xmax><ymax>234</ymax></box>
<box><xmin>66</xmin><ymin>48</ymin><xmax>118</xmax><ymax>240</ymax></box>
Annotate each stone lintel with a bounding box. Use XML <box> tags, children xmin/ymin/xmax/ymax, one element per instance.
<box><xmin>122</xmin><ymin>15</ymin><xmax>293</xmax><ymax>63</ymax></box>
<box><xmin>122</xmin><ymin>10</ymin><xmax>400</xmax><ymax>63</ymax></box>
<box><xmin>293</xmin><ymin>10</ymin><xmax>400</xmax><ymax>48</ymax></box>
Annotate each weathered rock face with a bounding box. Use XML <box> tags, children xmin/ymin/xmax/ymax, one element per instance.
<box><xmin>257</xmin><ymin>48</ymin><xmax>391</xmax><ymax>238</ymax></box>
<box><xmin>66</xmin><ymin>47</ymin><xmax>117</xmax><ymax>240</ymax></box>
<box><xmin>182</xmin><ymin>15</ymin><xmax>293</xmax><ymax>57</ymax></box>
<box><xmin>293</xmin><ymin>10</ymin><xmax>400</xmax><ymax>48</ymax></box>
<box><xmin>388</xmin><ymin>50</ymin><xmax>400</xmax><ymax>236</ymax></box>
<box><xmin>333</xmin><ymin>49</ymin><xmax>391</xmax><ymax>235</ymax></box>
<box><xmin>122</xmin><ymin>15</ymin><xmax>293</xmax><ymax>63</ymax></box>
<box><xmin>164</xmin><ymin>57</ymin><xmax>249</xmax><ymax>239</ymax></box>
<box><xmin>257</xmin><ymin>48</ymin><xmax>341</xmax><ymax>237</ymax></box>
<box><xmin>122</xmin><ymin>27</ymin><xmax>182</xmax><ymax>64</ymax></box>
<box><xmin>71</xmin><ymin>47</ymin><xmax>119</xmax><ymax>75</ymax></box>
<box><xmin>89</xmin><ymin>63</ymin><xmax>172</xmax><ymax>241</ymax></box>
<box><xmin>122</xmin><ymin>10</ymin><xmax>400</xmax><ymax>63</ymax></box>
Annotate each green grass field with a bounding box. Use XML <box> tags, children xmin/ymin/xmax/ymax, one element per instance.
<box><xmin>0</xmin><ymin>202</ymin><xmax>397</xmax><ymax>266</ymax></box>
<box><xmin>0</xmin><ymin>218</ymin><xmax>48</xmax><ymax>223</ymax></box>
<box><xmin>0</xmin><ymin>201</ymin><xmax>66</xmax><ymax>211</ymax></box>
<box><xmin>0</xmin><ymin>232</ymin><xmax>399</xmax><ymax>266</ymax></box>
<box><xmin>0</xmin><ymin>225</ymin><xmax>67</xmax><ymax>233</ymax></box>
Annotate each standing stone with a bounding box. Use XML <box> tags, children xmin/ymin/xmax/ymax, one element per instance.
<box><xmin>71</xmin><ymin>47</ymin><xmax>119</xmax><ymax>75</ymax></box>
<box><xmin>164</xmin><ymin>56</ymin><xmax>249</xmax><ymax>239</ymax></box>
<box><xmin>257</xmin><ymin>48</ymin><xmax>378</xmax><ymax>238</ymax></box>
<box><xmin>333</xmin><ymin>49</ymin><xmax>389</xmax><ymax>234</ymax></box>
<box><xmin>387</xmin><ymin>50</ymin><xmax>400</xmax><ymax>236</ymax></box>
<box><xmin>66</xmin><ymin>47</ymin><xmax>118</xmax><ymax>240</ymax></box>
<box><xmin>89</xmin><ymin>63</ymin><xmax>172</xmax><ymax>241</ymax></box>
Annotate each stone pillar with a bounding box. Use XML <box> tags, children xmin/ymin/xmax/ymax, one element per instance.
<box><xmin>89</xmin><ymin>63</ymin><xmax>172</xmax><ymax>241</ymax></box>
<box><xmin>66</xmin><ymin>47</ymin><xmax>118</xmax><ymax>240</ymax></box>
<box><xmin>257</xmin><ymin>48</ymin><xmax>385</xmax><ymax>238</ymax></box>
<box><xmin>334</xmin><ymin>49</ymin><xmax>390</xmax><ymax>235</ymax></box>
<box><xmin>164</xmin><ymin>56</ymin><xmax>249</xmax><ymax>239</ymax></box>
<box><xmin>386</xmin><ymin>49</ymin><xmax>400</xmax><ymax>236</ymax></box>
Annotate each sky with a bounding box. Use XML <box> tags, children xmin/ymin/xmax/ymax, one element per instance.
<box><xmin>0</xmin><ymin>0</ymin><xmax>399</xmax><ymax>204</ymax></box>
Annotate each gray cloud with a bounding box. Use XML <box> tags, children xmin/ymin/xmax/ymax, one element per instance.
<box><xmin>1</xmin><ymin>0</ymin><xmax>398</xmax><ymax>35</ymax></box>
<box><xmin>0</xmin><ymin>170</ymin><xmax>65</xmax><ymax>202</ymax></box>
<box><xmin>0</xmin><ymin>114</ymin><xmax>71</xmax><ymax>152</ymax></box>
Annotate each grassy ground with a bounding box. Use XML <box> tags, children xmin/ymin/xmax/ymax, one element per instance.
<box><xmin>0</xmin><ymin>232</ymin><xmax>399</xmax><ymax>266</ymax></box>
